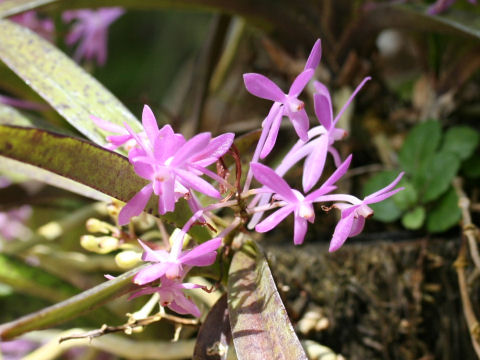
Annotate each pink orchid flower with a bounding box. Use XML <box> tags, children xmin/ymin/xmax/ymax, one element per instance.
<box><xmin>0</xmin><ymin>205</ymin><xmax>32</xmax><ymax>241</ymax></box>
<box><xmin>318</xmin><ymin>172</ymin><xmax>404</xmax><ymax>252</ymax></box>
<box><xmin>63</xmin><ymin>7</ymin><xmax>125</xmax><ymax>66</ymax></box>
<box><xmin>91</xmin><ymin>115</ymin><xmax>142</xmax><ymax>151</ymax></box>
<box><xmin>250</xmin><ymin>155</ymin><xmax>352</xmax><ymax>245</ymax></box>
<box><xmin>243</xmin><ymin>69</ymin><xmax>313</xmax><ymax>147</ymax></box>
<box><xmin>129</xmin><ymin>278</ymin><xmax>203</xmax><ymax>317</ymax></box>
<box><xmin>243</xmin><ymin>40</ymin><xmax>322</xmax><ymax>159</ymax></box>
<box><xmin>7</xmin><ymin>9</ymin><xmax>54</xmax><ymax>41</ymax></box>
<box><xmin>301</xmin><ymin>77</ymin><xmax>371</xmax><ymax>192</ymax></box>
<box><xmin>133</xmin><ymin>237</ymin><xmax>221</xmax><ymax>285</ymax></box>
<box><xmin>108</xmin><ymin>105</ymin><xmax>233</xmax><ymax>225</ymax></box>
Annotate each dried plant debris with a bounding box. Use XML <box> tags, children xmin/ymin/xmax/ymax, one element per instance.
<box><xmin>266</xmin><ymin>238</ymin><xmax>478</xmax><ymax>360</ymax></box>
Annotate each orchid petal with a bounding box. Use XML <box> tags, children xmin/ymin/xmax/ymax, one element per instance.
<box><xmin>333</xmin><ymin>77</ymin><xmax>371</xmax><ymax>125</ymax></box>
<box><xmin>302</xmin><ymin>135</ymin><xmax>329</xmax><ymax>192</ymax></box>
<box><xmin>133</xmin><ymin>262</ymin><xmax>169</xmax><ymax>285</ymax></box>
<box><xmin>365</xmin><ymin>187</ymin><xmax>404</xmax><ymax>205</ymax></box>
<box><xmin>170</xmin><ymin>296</ymin><xmax>201</xmax><ymax>317</ymax></box>
<box><xmin>175</xmin><ymin>169</ymin><xmax>221</xmax><ymax>199</ymax></box>
<box><xmin>250</xmin><ymin>163</ymin><xmax>297</xmax><ymax>203</ymax></box>
<box><xmin>260</xmin><ymin>104</ymin><xmax>283</xmax><ymax>159</ymax></box>
<box><xmin>288</xmin><ymin>69</ymin><xmax>314</xmax><ymax>97</ymax></box>
<box><xmin>313</xmin><ymin>91</ymin><xmax>333</xmax><ymax>130</ymax></box>
<box><xmin>172</xmin><ymin>133</ymin><xmax>211</xmax><ymax>166</ymax></box>
<box><xmin>118</xmin><ymin>184</ymin><xmax>153</xmax><ymax>225</ymax></box>
<box><xmin>191</xmin><ymin>133</ymin><xmax>235</xmax><ymax>167</ymax></box>
<box><xmin>256</xmin><ymin>205</ymin><xmax>294</xmax><ymax>233</ymax></box>
<box><xmin>293</xmin><ymin>215</ymin><xmax>308</xmax><ymax>245</ymax></box>
<box><xmin>132</xmin><ymin>161</ymin><xmax>154</xmax><ymax>180</ymax></box>
<box><xmin>138</xmin><ymin>240</ymin><xmax>169</xmax><ymax>262</ymax></box>
<box><xmin>158</xmin><ymin>178</ymin><xmax>176</xmax><ymax>215</ymax></box>
<box><xmin>180</xmin><ymin>282</ymin><xmax>205</xmax><ymax>290</ymax></box>
<box><xmin>289</xmin><ymin>108</ymin><xmax>309</xmax><ymax>141</ymax></box>
<box><xmin>365</xmin><ymin>172</ymin><xmax>404</xmax><ymax>201</ymax></box>
<box><xmin>91</xmin><ymin>115</ymin><xmax>125</xmax><ymax>133</ymax></box>
<box><xmin>349</xmin><ymin>216</ymin><xmax>366</xmax><ymax>237</ymax></box>
<box><xmin>304</xmin><ymin>39</ymin><xmax>322</xmax><ymax>70</ymax></box>
<box><xmin>321</xmin><ymin>154</ymin><xmax>352</xmax><ymax>189</ymax></box>
<box><xmin>329</xmin><ymin>212</ymin><xmax>355</xmax><ymax>252</ymax></box>
<box><xmin>128</xmin><ymin>286</ymin><xmax>158</xmax><ymax>300</ymax></box>
<box><xmin>179</xmin><ymin>238</ymin><xmax>221</xmax><ymax>266</ymax></box>
<box><xmin>328</xmin><ymin>146</ymin><xmax>343</xmax><ymax>167</ymax></box>
<box><xmin>243</xmin><ymin>73</ymin><xmax>286</xmax><ymax>102</ymax></box>
<box><xmin>142</xmin><ymin>105</ymin><xmax>159</xmax><ymax>145</ymax></box>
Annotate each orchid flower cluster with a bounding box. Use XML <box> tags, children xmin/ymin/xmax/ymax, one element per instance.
<box><xmin>2</xmin><ymin>3</ymin><xmax>123</xmax><ymax>66</ymax></box>
<box><xmin>94</xmin><ymin>39</ymin><xmax>403</xmax><ymax>317</ymax></box>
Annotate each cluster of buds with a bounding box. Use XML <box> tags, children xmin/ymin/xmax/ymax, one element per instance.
<box><xmin>94</xmin><ymin>39</ymin><xmax>403</xmax><ymax>317</ymax></box>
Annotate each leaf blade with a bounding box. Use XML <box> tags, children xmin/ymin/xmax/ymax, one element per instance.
<box><xmin>227</xmin><ymin>241</ymin><xmax>307</xmax><ymax>360</ymax></box>
<box><xmin>0</xmin><ymin>125</ymin><xmax>210</xmax><ymax>241</ymax></box>
<box><xmin>0</xmin><ymin>19</ymin><xmax>141</xmax><ymax>145</ymax></box>
<box><xmin>0</xmin><ymin>264</ymin><xmax>145</xmax><ymax>340</ymax></box>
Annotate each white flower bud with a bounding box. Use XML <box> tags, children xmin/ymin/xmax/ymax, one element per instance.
<box><xmin>115</xmin><ymin>250</ymin><xmax>142</xmax><ymax>269</ymax></box>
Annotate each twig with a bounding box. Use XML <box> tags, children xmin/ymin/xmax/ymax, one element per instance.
<box><xmin>453</xmin><ymin>177</ymin><xmax>480</xmax><ymax>358</ymax></box>
<box><xmin>59</xmin><ymin>311</ymin><xmax>199</xmax><ymax>343</ymax></box>
<box><xmin>453</xmin><ymin>178</ymin><xmax>480</xmax><ymax>271</ymax></box>
<box><xmin>23</xmin><ymin>328</ymin><xmax>195</xmax><ymax>360</ymax></box>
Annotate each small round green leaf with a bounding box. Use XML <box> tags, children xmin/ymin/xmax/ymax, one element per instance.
<box><xmin>401</xmin><ymin>206</ymin><xmax>425</xmax><ymax>230</ymax></box>
<box><xmin>415</xmin><ymin>151</ymin><xmax>460</xmax><ymax>203</ymax></box>
<box><xmin>399</xmin><ymin>120</ymin><xmax>441</xmax><ymax>175</ymax></box>
<box><xmin>393</xmin><ymin>179</ymin><xmax>418</xmax><ymax>211</ymax></box>
<box><xmin>441</xmin><ymin>126</ymin><xmax>479</xmax><ymax>160</ymax></box>
<box><xmin>427</xmin><ymin>186</ymin><xmax>461</xmax><ymax>233</ymax></box>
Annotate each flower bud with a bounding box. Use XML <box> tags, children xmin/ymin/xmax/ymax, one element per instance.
<box><xmin>86</xmin><ymin>218</ymin><xmax>111</xmax><ymax>234</ymax></box>
<box><xmin>37</xmin><ymin>222</ymin><xmax>62</xmax><ymax>240</ymax></box>
<box><xmin>115</xmin><ymin>250</ymin><xmax>141</xmax><ymax>269</ymax></box>
<box><xmin>80</xmin><ymin>235</ymin><xmax>119</xmax><ymax>254</ymax></box>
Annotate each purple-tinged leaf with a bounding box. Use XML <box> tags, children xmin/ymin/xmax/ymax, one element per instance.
<box><xmin>0</xmin><ymin>125</ymin><xmax>210</xmax><ymax>241</ymax></box>
<box><xmin>227</xmin><ymin>241</ymin><xmax>307</xmax><ymax>360</ymax></box>
<box><xmin>193</xmin><ymin>294</ymin><xmax>234</xmax><ymax>360</ymax></box>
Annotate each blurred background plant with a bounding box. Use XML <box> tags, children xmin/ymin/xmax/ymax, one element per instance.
<box><xmin>0</xmin><ymin>0</ymin><xmax>479</xmax><ymax>359</ymax></box>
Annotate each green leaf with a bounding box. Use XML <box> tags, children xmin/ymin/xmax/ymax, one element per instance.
<box><xmin>0</xmin><ymin>102</ymin><xmax>34</xmax><ymax>127</ymax></box>
<box><xmin>363</xmin><ymin>171</ymin><xmax>403</xmax><ymax>222</ymax></box>
<box><xmin>0</xmin><ymin>126</ymin><xmax>210</xmax><ymax>241</ymax></box>
<box><xmin>228</xmin><ymin>241</ymin><xmax>307</xmax><ymax>360</ymax></box>
<box><xmin>389</xmin><ymin>3</ymin><xmax>480</xmax><ymax>40</ymax></box>
<box><xmin>0</xmin><ymin>264</ymin><xmax>146</xmax><ymax>340</ymax></box>
<box><xmin>462</xmin><ymin>153</ymin><xmax>480</xmax><ymax>178</ymax></box>
<box><xmin>0</xmin><ymin>19</ymin><xmax>141</xmax><ymax>146</ymax></box>
<box><xmin>441</xmin><ymin>126</ymin><xmax>479</xmax><ymax>160</ymax></box>
<box><xmin>399</xmin><ymin>120</ymin><xmax>441</xmax><ymax>175</ymax></box>
<box><xmin>0</xmin><ymin>102</ymin><xmax>72</xmax><ymax>135</ymax></box>
<box><xmin>393</xmin><ymin>179</ymin><xmax>418</xmax><ymax>211</ymax></box>
<box><xmin>0</xmin><ymin>0</ymin><xmax>55</xmax><ymax>18</ymax></box>
<box><xmin>0</xmin><ymin>253</ymin><xmax>78</xmax><ymax>303</ymax></box>
<box><xmin>427</xmin><ymin>186</ymin><xmax>461</xmax><ymax>233</ymax></box>
<box><xmin>401</xmin><ymin>206</ymin><xmax>425</xmax><ymax>230</ymax></box>
<box><xmin>415</xmin><ymin>151</ymin><xmax>460</xmax><ymax>202</ymax></box>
